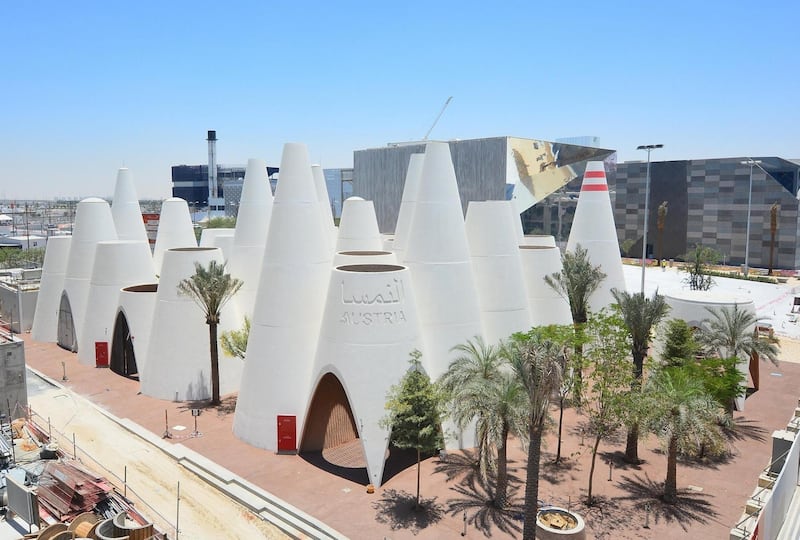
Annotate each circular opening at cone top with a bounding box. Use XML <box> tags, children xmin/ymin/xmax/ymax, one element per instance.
<box><xmin>123</xmin><ymin>283</ymin><xmax>158</xmax><ymax>293</ymax></box>
<box><xmin>520</xmin><ymin>245</ymin><xmax>557</xmax><ymax>250</ymax></box>
<box><xmin>338</xmin><ymin>250</ymin><xmax>392</xmax><ymax>256</ymax></box>
<box><xmin>336</xmin><ymin>264</ymin><xmax>404</xmax><ymax>273</ymax></box>
<box><xmin>169</xmin><ymin>247</ymin><xmax>217</xmax><ymax>252</ymax></box>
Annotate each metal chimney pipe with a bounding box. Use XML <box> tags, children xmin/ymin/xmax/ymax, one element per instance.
<box><xmin>207</xmin><ymin>130</ymin><xmax>217</xmax><ymax>204</ymax></box>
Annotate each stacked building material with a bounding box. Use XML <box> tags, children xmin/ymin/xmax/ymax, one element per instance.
<box><xmin>36</xmin><ymin>461</ymin><xmax>112</xmax><ymax>521</ymax></box>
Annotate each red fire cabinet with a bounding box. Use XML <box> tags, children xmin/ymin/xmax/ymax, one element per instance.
<box><xmin>277</xmin><ymin>415</ymin><xmax>297</xmax><ymax>453</ymax></box>
<box><xmin>95</xmin><ymin>341</ymin><xmax>109</xmax><ymax>368</ymax></box>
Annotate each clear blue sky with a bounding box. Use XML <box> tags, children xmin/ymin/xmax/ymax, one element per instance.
<box><xmin>3</xmin><ymin>1</ymin><xmax>798</xmax><ymax>200</ymax></box>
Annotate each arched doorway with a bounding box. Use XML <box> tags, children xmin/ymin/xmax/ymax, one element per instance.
<box><xmin>300</xmin><ymin>373</ymin><xmax>368</xmax><ymax>484</ymax></box>
<box><xmin>110</xmin><ymin>311</ymin><xmax>138</xmax><ymax>379</ymax></box>
<box><xmin>57</xmin><ymin>292</ymin><xmax>77</xmax><ymax>352</ymax></box>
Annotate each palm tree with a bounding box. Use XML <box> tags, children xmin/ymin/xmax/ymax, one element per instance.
<box><xmin>697</xmin><ymin>304</ymin><xmax>779</xmax><ymax>411</ymax></box>
<box><xmin>439</xmin><ymin>337</ymin><xmax>528</xmax><ymax>508</ymax></box>
<box><xmin>504</xmin><ymin>330</ymin><xmax>563</xmax><ymax>540</ymax></box>
<box><xmin>611</xmin><ymin>289</ymin><xmax>670</xmax><ymax>463</ymax></box>
<box><xmin>545</xmin><ymin>244</ymin><xmax>606</xmax><ymax>404</ymax></box>
<box><xmin>177</xmin><ymin>260</ymin><xmax>243</xmax><ymax>405</ymax></box>
<box><xmin>645</xmin><ymin>368</ymin><xmax>724</xmax><ymax>503</ymax></box>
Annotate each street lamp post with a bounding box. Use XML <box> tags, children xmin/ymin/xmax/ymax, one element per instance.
<box><xmin>637</xmin><ymin>144</ymin><xmax>663</xmax><ymax>294</ymax></box>
<box><xmin>741</xmin><ymin>159</ymin><xmax>762</xmax><ymax>276</ymax></box>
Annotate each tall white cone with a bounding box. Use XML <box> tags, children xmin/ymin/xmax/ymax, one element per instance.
<box><xmin>336</xmin><ymin>197</ymin><xmax>382</xmax><ymax>252</ymax></box>
<box><xmin>152</xmin><ymin>198</ymin><xmax>196</xmax><ymax>275</ymax></box>
<box><xmin>31</xmin><ymin>236</ymin><xmax>72</xmax><ymax>342</ymax></box>
<box><xmin>519</xmin><ymin>245</ymin><xmax>573</xmax><ymax>326</ymax></box>
<box><xmin>393</xmin><ymin>153</ymin><xmax>425</xmax><ymax>263</ymax></box>
<box><xmin>307</xmin><ymin>264</ymin><xmax>422</xmax><ymax>487</ymax></box>
<box><xmin>566</xmin><ymin>161</ymin><xmax>626</xmax><ymax>312</ymax></box>
<box><xmin>229</xmin><ymin>159</ymin><xmax>274</xmax><ymax>319</ymax></box>
<box><xmin>116</xmin><ymin>283</ymin><xmax>158</xmax><ymax>375</ymax></box>
<box><xmin>465</xmin><ymin>201</ymin><xmax>532</xmax><ymax>344</ymax></box>
<box><xmin>60</xmin><ymin>198</ymin><xmax>118</xmax><ymax>352</ymax></box>
<box><xmin>78</xmin><ymin>240</ymin><xmax>156</xmax><ymax>366</ymax></box>
<box><xmin>312</xmin><ymin>164</ymin><xmax>337</xmax><ymax>248</ymax></box>
<box><xmin>234</xmin><ymin>143</ymin><xmax>333</xmax><ymax>452</ymax></box>
<box><xmin>111</xmin><ymin>168</ymin><xmax>149</xmax><ymax>244</ymax></box>
<box><xmin>403</xmin><ymin>142</ymin><xmax>483</xmax><ymax>449</ymax></box>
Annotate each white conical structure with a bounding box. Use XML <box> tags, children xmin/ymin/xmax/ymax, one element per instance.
<box><xmin>211</xmin><ymin>233</ymin><xmax>235</xmax><ymax>263</ymax></box>
<box><xmin>60</xmin><ymin>198</ymin><xmax>118</xmax><ymax>352</ymax></box>
<box><xmin>78</xmin><ymin>241</ymin><xmax>157</xmax><ymax>366</ymax></box>
<box><xmin>333</xmin><ymin>250</ymin><xmax>397</xmax><ymax>267</ymax></box>
<box><xmin>31</xmin><ymin>236</ymin><xmax>72</xmax><ymax>342</ymax></box>
<box><xmin>228</xmin><ymin>159</ymin><xmax>274</xmax><ymax>319</ymax></box>
<box><xmin>152</xmin><ymin>198</ymin><xmax>196</xmax><ymax>275</ymax></box>
<box><xmin>392</xmin><ymin>153</ymin><xmax>424</xmax><ymax>263</ymax></box>
<box><xmin>307</xmin><ymin>264</ymin><xmax>422</xmax><ymax>487</ymax></box>
<box><xmin>519</xmin><ymin>245</ymin><xmax>573</xmax><ymax>327</ymax></box>
<box><xmin>116</xmin><ymin>283</ymin><xmax>158</xmax><ymax>375</ymax></box>
<box><xmin>465</xmin><ymin>201</ymin><xmax>532</xmax><ymax>344</ymax></box>
<box><xmin>234</xmin><ymin>143</ymin><xmax>333</xmax><ymax>451</ymax></box>
<box><xmin>140</xmin><ymin>247</ymin><xmax>241</xmax><ymax>401</ymax></box>
<box><xmin>403</xmin><ymin>142</ymin><xmax>483</xmax><ymax>449</ymax></box>
<box><xmin>200</xmin><ymin>228</ymin><xmax>235</xmax><ymax>249</ymax></box>
<box><xmin>566</xmin><ymin>161</ymin><xmax>626</xmax><ymax>312</ymax></box>
<box><xmin>111</xmin><ymin>168</ymin><xmax>149</xmax><ymax>244</ymax></box>
<box><xmin>510</xmin><ymin>198</ymin><xmax>525</xmax><ymax>244</ymax></box>
<box><xmin>336</xmin><ymin>197</ymin><xmax>382</xmax><ymax>252</ymax></box>
<box><xmin>312</xmin><ymin>164</ymin><xmax>337</xmax><ymax>247</ymax></box>
<box><xmin>521</xmin><ymin>234</ymin><xmax>557</xmax><ymax>247</ymax></box>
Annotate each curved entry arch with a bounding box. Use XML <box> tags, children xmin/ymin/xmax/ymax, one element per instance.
<box><xmin>57</xmin><ymin>292</ymin><xmax>77</xmax><ymax>352</ymax></box>
<box><xmin>299</xmin><ymin>373</ymin><xmax>369</xmax><ymax>484</ymax></box>
<box><xmin>110</xmin><ymin>311</ymin><xmax>138</xmax><ymax>379</ymax></box>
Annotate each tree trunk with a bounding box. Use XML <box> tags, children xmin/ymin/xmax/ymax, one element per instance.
<box><xmin>209</xmin><ymin>322</ymin><xmax>220</xmax><ymax>405</ymax></box>
<box><xmin>664</xmin><ymin>435</ymin><xmax>678</xmax><ymax>503</ymax></box>
<box><xmin>625</xmin><ymin>350</ymin><xmax>646</xmax><ymax>463</ymax></box>
<box><xmin>555</xmin><ymin>395</ymin><xmax>564</xmax><ymax>462</ymax></box>
<box><xmin>769</xmin><ymin>228</ymin><xmax>776</xmax><ymax>276</ymax></box>
<box><xmin>523</xmin><ymin>422</ymin><xmax>544</xmax><ymax>540</ymax></box>
<box><xmin>495</xmin><ymin>424</ymin><xmax>510</xmax><ymax>509</ymax></box>
<box><xmin>416</xmin><ymin>447</ymin><xmax>421</xmax><ymax>509</ymax></box>
<box><xmin>573</xmin><ymin>337</ymin><xmax>584</xmax><ymax>408</ymax></box>
<box><xmin>587</xmin><ymin>434</ymin><xmax>602</xmax><ymax>506</ymax></box>
<box><xmin>657</xmin><ymin>225</ymin><xmax>664</xmax><ymax>264</ymax></box>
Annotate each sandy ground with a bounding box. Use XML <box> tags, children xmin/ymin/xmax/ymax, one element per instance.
<box><xmin>24</xmin><ymin>373</ymin><xmax>286</xmax><ymax>540</ymax></box>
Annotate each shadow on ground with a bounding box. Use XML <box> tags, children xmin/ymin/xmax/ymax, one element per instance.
<box><xmin>446</xmin><ymin>479</ymin><xmax>524</xmax><ymax>537</ymax></box>
<box><xmin>179</xmin><ymin>394</ymin><xmax>237</xmax><ymax>417</ymax></box>
<box><xmin>614</xmin><ymin>473</ymin><xmax>718</xmax><ymax>532</ymax></box>
<box><xmin>299</xmin><ymin>451</ymin><xmax>369</xmax><ymax>485</ymax></box>
<box><xmin>372</xmin><ymin>489</ymin><xmax>445</xmax><ymax>535</ymax></box>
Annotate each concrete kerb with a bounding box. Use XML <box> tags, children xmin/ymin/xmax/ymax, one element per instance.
<box><xmin>26</xmin><ymin>366</ymin><xmax>346</xmax><ymax>540</ymax></box>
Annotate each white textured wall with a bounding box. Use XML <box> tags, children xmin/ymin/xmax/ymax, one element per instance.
<box><xmin>31</xmin><ymin>236</ymin><xmax>72</xmax><ymax>342</ymax></box>
<box><xmin>152</xmin><ymin>198</ymin><xmax>197</xmax><ymax>275</ymax></box>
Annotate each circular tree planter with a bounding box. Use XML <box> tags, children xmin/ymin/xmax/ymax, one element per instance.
<box><xmin>536</xmin><ymin>507</ymin><xmax>586</xmax><ymax>540</ymax></box>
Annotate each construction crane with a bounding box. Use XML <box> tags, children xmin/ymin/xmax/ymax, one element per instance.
<box><xmin>422</xmin><ymin>96</ymin><xmax>453</xmax><ymax>140</ymax></box>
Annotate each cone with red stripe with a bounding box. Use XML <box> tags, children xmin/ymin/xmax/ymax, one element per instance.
<box><xmin>566</xmin><ymin>161</ymin><xmax>627</xmax><ymax>312</ymax></box>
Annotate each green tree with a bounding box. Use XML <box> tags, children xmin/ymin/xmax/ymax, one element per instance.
<box><xmin>504</xmin><ymin>329</ymin><xmax>563</xmax><ymax>540</ymax></box>
<box><xmin>177</xmin><ymin>260</ymin><xmax>243</xmax><ymax>405</ymax></box>
<box><xmin>676</xmin><ymin>357</ymin><xmax>745</xmax><ymax>419</ymax></box>
<box><xmin>206</xmin><ymin>216</ymin><xmax>237</xmax><ymax>228</ymax></box>
<box><xmin>382</xmin><ymin>351</ymin><xmax>444</xmax><ymax>509</ymax></box>
<box><xmin>681</xmin><ymin>244</ymin><xmax>719</xmax><ymax>291</ymax></box>
<box><xmin>611</xmin><ymin>289</ymin><xmax>670</xmax><ymax>463</ymax></box>
<box><xmin>0</xmin><ymin>247</ymin><xmax>45</xmax><ymax>269</ymax></box>
<box><xmin>220</xmin><ymin>316</ymin><xmax>250</xmax><ymax>360</ymax></box>
<box><xmin>545</xmin><ymin>244</ymin><xmax>606</xmax><ymax>404</ymax></box>
<box><xmin>656</xmin><ymin>201</ymin><xmax>668</xmax><ymax>264</ymax></box>
<box><xmin>699</xmin><ymin>304</ymin><xmax>780</xmax><ymax>367</ymax></box>
<box><xmin>644</xmin><ymin>368</ymin><xmax>725</xmax><ymax>503</ymax></box>
<box><xmin>661</xmin><ymin>319</ymin><xmax>700</xmax><ymax>366</ymax></box>
<box><xmin>582</xmin><ymin>312</ymin><xmax>634</xmax><ymax>505</ymax></box>
<box><xmin>440</xmin><ymin>337</ymin><xmax>528</xmax><ymax>508</ymax></box>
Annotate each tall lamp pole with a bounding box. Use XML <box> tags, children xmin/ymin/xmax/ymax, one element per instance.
<box><xmin>741</xmin><ymin>159</ymin><xmax>762</xmax><ymax>276</ymax></box>
<box><xmin>637</xmin><ymin>144</ymin><xmax>663</xmax><ymax>293</ymax></box>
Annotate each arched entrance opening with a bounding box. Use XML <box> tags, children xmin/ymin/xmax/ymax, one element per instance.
<box><xmin>57</xmin><ymin>292</ymin><xmax>77</xmax><ymax>352</ymax></box>
<box><xmin>110</xmin><ymin>311</ymin><xmax>138</xmax><ymax>379</ymax></box>
<box><xmin>299</xmin><ymin>373</ymin><xmax>369</xmax><ymax>484</ymax></box>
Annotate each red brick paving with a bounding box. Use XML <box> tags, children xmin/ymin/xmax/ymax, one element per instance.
<box><xmin>21</xmin><ymin>333</ymin><xmax>800</xmax><ymax>539</ymax></box>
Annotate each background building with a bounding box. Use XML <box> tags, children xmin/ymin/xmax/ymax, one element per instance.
<box><xmin>353</xmin><ymin>137</ymin><xmax>615</xmax><ymax>233</ymax></box>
